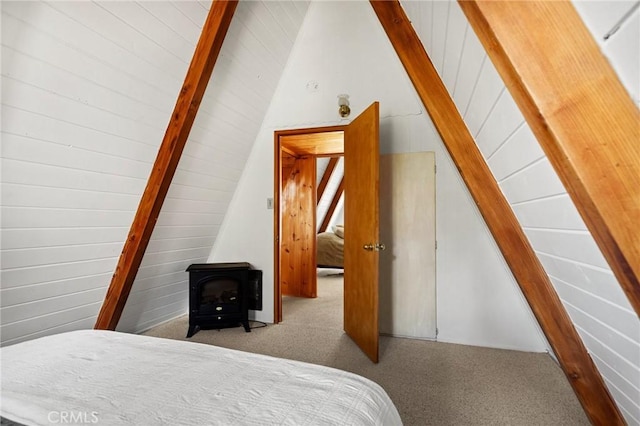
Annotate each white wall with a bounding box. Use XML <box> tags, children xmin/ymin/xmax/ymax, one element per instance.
<box><xmin>400</xmin><ymin>1</ymin><xmax>640</xmax><ymax>423</ymax></box>
<box><xmin>574</xmin><ymin>1</ymin><xmax>640</xmax><ymax>107</ymax></box>
<box><xmin>568</xmin><ymin>3</ymin><xmax>640</xmax><ymax>421</ymax></box>
<box><xmin>316</xmin><ymin>157</ymin><xmax>343</xmax><ymax>232</ymax></box>
<box><xmin>327</xmin><ymin>195</ymin><xmax>344</xmax><ymax>230</ymax></box>
<box><xmin>1</xmin><ymin>1</ymin><xmax>308</xmax><ymax>345</ymax></box>
<box><xmin>316</xmin><ymin>157</ymin><xmax>345</xmax><ymax>231</ymax></box>
<box><xmin>315</xmin><ymin>157</ymin><xmax>330</xmax><ymax>183</ymax></box>
<box><xmin>210</xmin><ymin>1</ymin><xmax>547</xmax><ymax>352</ymax></box>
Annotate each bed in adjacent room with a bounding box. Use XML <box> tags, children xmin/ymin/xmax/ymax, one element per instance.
<box><xmin>317</xmin><ymin>225</ymin><xmax>344</xmax><ymax>269</ymax></box>
<box><xmin>0</xmin><ymin>330</ymin><xmax>401</xmax><ymax>425</ymax></box>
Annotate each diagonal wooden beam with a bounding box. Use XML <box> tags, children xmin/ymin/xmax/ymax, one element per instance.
<box><xmin>95</xmin><ymin>0</ymin><xmax>238</xmax><ymax>330</ymax></box>
<box><xmin>319</xmin><ymin>176</ymin><xmax>344</xmax><ymax>233</ymax></box>
<box><xmin>458</xmin><ymin>0</ymin><xmax>640</xmax><ymax>316</ymax></box>
<box><xmin>370</xmin><ymin>2</ymin><xmax>624</xmax><ymax>424</ymax></box>
<box><xmin>317</xmin><ymin>157</ymin><xmax>339</xmax><ymax>204</ymax></box>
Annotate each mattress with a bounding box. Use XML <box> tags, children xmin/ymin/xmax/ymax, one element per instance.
<box><xmin>1</xmin><ymin>330</ymin><xmax>402</xmax><ymax>425</ymax></box>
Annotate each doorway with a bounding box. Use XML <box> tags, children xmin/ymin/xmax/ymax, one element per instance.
<box><xmin>273</xmin><ymin>127</ymin><xmax>345</xmax><ymax>323</ymax></box>
<box><xmin>274</xmin><ymin>102</ymin><xmax>382</xmax><ymax>363</ymax></box>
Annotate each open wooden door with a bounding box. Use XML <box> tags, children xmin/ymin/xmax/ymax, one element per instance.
<box><xmin>344</xmin><ymin>102</ymin><xmax>381</xmax><ymax>363</ymax></box>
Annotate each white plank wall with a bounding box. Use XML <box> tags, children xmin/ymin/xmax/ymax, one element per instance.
<box><xmin>316</xmin><ymin>157</ymin><xmax>345</xmax><ymax>230</ymax></box>
<box><xmin>573</xmin><ymin>1</ymin><xmax>640</xmax><ymax>107</ymax></box>
<box><xmin>400</xmin><ymin>1</ymin><xmax>640</xmax><ymax>423</ymax></box>
<box><xmin>316</xmin><ymin>157</ymin><xmax>343</xmax><ymax>232</ymax></box>
<box><xmin>1</xmin><ymin>1</ymin><xmax>309</xmax><ymax>345</ymax></box>
<box><xmin>315</xmin><ymin>156</ymin><xmax>329</xmax><ymax>231</ymax></box>
<box><xmin>316</xmin><ymin>157</ymin><xmax>330</xmax><ymax>183</ymax></box>
<box><xmin>327</xmin><ymin>195</ymin><xmax>344</xmax><ymax>230</ymax></box>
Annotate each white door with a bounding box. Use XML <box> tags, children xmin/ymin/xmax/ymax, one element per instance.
<box><xmin>379</xmin><ymin>152</ymin><xmax>436</xmax><ymax>339</ymax></box>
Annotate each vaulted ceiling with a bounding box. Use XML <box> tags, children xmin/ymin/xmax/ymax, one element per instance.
<box><xmin>1</xmin><ymin>1</ymin><xmax>638</xmax><ymax>424</ymax></box>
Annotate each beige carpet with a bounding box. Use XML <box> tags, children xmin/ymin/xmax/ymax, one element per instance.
<box><xmin>145</xmin><ymin>272</ymin><xmax>588</xmax><ymax>425</ymax></box>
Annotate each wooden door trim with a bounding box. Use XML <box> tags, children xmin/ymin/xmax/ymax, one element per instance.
<box><xmin>274</xmin><ymin>126</ymin><xmax>345</xmax><ymax>323</ymax></box>
<box><xmin>370</xmin><ymin>1</ymin><xmax>623</xmax><ymax>423</ymax></box>
<box><xmin>94</xmin><ymin>0</ymin><xmax>238</xmax><ymax>330</ymax></box>
<box><xmin>276</xmin><ymin>125</ymin><xmax>346</xmax><ymax>137</ymax></box>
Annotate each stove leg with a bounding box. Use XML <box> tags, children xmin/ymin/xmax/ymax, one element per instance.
<box><xmin>187</xmin><ymin>324</ymin><xmax>198</xmax><ymax>338</ymax></box>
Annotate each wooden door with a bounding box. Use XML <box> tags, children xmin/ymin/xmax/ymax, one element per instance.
<box><xmin>344</xmin><ymin>102</ymin><xmax>380</xmax><ymax>363</ymax></box>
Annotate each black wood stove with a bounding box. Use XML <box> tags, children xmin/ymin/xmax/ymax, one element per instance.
<box><xmin>186</xmin><ymin>262</ymin><xmax>261</xmax><ymax>338</ymax></box>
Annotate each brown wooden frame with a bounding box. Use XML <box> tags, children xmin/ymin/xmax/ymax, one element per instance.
<box><xmin>370</xmin><ymin>1</ymin><xmax>624</xmax><ymax>424</ymax></box>
<box><xmin>273</xmin><ymin>126</ymin><xmax>344</xmax><ymax>323</ymax></box>
<box><xmin>94</xmin><ymin>0</ymin><xmax>238</xmax><ymax>330</ymax></box>
<box><xmin>459</xmin><ymin>0</ymin><xmax>640</xmax><ymax>316</ymax></box>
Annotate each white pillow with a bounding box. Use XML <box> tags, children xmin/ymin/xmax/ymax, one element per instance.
<box><xmin>332</xmin><ymin>225</ymin><xmax>344</xmax><ymax>239</ymax></box>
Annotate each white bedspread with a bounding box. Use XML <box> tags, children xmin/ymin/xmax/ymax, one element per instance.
<box><xmin>1</xmin><ymin>330</ymin><xmax>401</xmax><ymax>425</ymax></box>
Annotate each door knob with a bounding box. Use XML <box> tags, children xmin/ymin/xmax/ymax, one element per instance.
<box><xmin>363</xmin><ymin>243</ymin><xmax>386</xmax><ymax>251</ymax></box>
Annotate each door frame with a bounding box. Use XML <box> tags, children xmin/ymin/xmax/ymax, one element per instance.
<box><xmin>273</xmin><ymin>126</ymin><xmax>345</xmax><ymax>323</ymax></box>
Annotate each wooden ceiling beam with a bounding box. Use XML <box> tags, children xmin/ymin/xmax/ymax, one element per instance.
<box><xmin>459</xmin><ymin>0</ymin><xmax>640</xmax><ymax>316</ymax></box>
<box><xmin>370</xmin><ymin>2</ymin><xmax>624</xmax><ymax>424</ymax></box>
<box><xmin>319</xmin><ymin>176</ymin><xmax>344</xmax><ymax>233</ymax></box>
<box><xmin>317</xmin><ymin>157</ymin><xmax>339</xmax><ymax>204</ymax></box>
<box><xmin>95</xmin><ymin>0</ymin><xmax>238</xmax><ymax>330</ymax></box>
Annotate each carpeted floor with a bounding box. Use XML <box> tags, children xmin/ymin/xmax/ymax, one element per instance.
<box><xmin>145</xmin><ymin>271</ymin><xmax>588</xmax><ymax>425</ymax></box>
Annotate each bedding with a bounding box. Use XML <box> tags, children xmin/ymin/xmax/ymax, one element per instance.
<box><xmin>0</xmin><ymin>330</ymin><xmax>401</xmax><ymax>426</ymax></box>
<box><xmin>317</xmin><ymin>230</ymin><xmax>344</xmax><ymax>268</ymax></box>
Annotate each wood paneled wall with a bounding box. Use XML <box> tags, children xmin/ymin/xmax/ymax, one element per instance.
<box><xmin>281</xmin><ymin>154</ymin><xmax>297</xmax><ymax>190</ymax></box>
<box><xmin>280</xmin><ymin>156</ymin><xmax>317</xmax><ymax>298</ymax></box>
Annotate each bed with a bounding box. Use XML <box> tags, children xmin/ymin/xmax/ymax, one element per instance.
<box><xmin>0</xmin><ymin>330</ymin><xmax>401</xmax><ymax>425</ymax></box>
<box><xmin>317</xmin><ymin>225</ymin><xmax>344</xmax><ymax>269</ymax></box>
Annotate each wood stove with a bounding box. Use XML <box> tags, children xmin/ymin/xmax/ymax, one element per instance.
<box><xmin>186</xmin><ymin>262</ymin><xmax>261</xmax><ymax>338</ymax></box>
